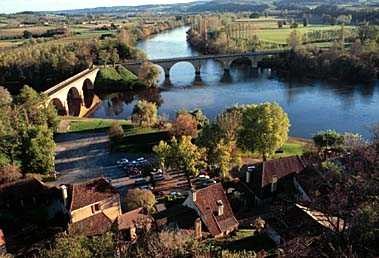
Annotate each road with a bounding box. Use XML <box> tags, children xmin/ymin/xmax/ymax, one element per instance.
<box><xmin>53</xmin><ymin>131</ymin><xmax>143</xmax><ymax>206</ymax></box>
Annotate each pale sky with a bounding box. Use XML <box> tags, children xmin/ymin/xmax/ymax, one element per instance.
<box><xmin>0</xmin><ymin>0</ymin><xmax>194</xmax><ymax>14</ymax></box>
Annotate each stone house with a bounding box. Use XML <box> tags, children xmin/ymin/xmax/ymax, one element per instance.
<box><xmin>242</xmin><ymin>156</ymin><xmax>306</xmax><ymax>202</ymax></box>
<box><xmin>117</xmin><ymin>207</ymin><xmax>153</xmax><ymax>241</ymax></box>
<box><xmin>63</xmin><ymin>177</ymin><xmax>122</xmax><ymax>236</ymax></box>
<box><xmin>183</xmin><ymin>183</ymin><xmax>239</xmax><ymax>238</ymax></box>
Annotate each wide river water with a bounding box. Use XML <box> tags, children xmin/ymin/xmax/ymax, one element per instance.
<box><xmin>91</xmin><ymin>26</ymin><xmax>379</xmax><ymax>138</ymax></box>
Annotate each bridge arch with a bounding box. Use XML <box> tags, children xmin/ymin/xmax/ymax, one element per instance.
<box><xmin>229</xmin><ymin>57</ymin><xmax>253</xmax><ymax>69</ymax></box>
<box><xmin>82</xmin><ymin>78</ymin><xmax>95</xmax><ymax>108</ymax></box>
<box><xmin>49</xmin><ymin>98</ymin><xmax>67</xmax><ymax>116</ymax></box>
<box><xmin>67</xmin><ymin>87</ymin><xmax>82</xmax><ymax>116</ymax></box>
<box><xmin>168</xmin><ymin>61</ymin><xmax>197</xmax><ymax>85</ymax></box>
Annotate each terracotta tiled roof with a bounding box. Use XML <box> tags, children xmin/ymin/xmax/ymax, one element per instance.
<box><xmin>69</xmin><ymin>178</ymin><xmax>118</xmax><ymax>211</ymax></box>
<box><xmin>194</xmin><ymin>183</ymin><xmax>238</xmax><ymax>237</ymax></box>
<box><xmin>0</xmin><ymin>229</ymin><xmax>5</xmax><ymax>246</ymax></box>
<box><xmin>118</xmin><ymin>208</ymin><xmax>153</xmax><ymax>231</ymax></box>
<box><xmin>68</xmin><ymin>212</ymin><xmax>113</xmax><ymax>236</ymax></box>
<box><xmin>261</xmin><ymin>156</ymin><xmax>305</xmax><ymax>187</ymax></box>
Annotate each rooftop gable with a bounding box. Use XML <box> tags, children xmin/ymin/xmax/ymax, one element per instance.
<box><xmin>193</xmin><ymin>183</ymin><xmax>238</xmax><ymax>237</ymax></box>
<box><xmin>261</xmin><ymin>156</ymin><xmax>306</xmax><ymax>187</ymax></box>
<box><xmin>69</xmin><ymin>178</ymin><xmax>118</xmax><ymax>211</ymax></box>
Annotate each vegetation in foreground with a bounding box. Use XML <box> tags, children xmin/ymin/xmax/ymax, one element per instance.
<box><xmin>0</xmin><ymin>86</ymin><xmax>58</xmax><ymax>175</ymax></box>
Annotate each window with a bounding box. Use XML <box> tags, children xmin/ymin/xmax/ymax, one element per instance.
<box><xmin>91</xmin><ymin>203</ymin><xmax>100</xmax><ymax>213</ymax></box>
<box><xmin>271</xmin><ymin>176</ymin><xmax>278</xmax><ymax>193</ymax></box>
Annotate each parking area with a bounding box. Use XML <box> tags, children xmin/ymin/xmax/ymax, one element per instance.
<box><xmin>53</xmin><ymin>132</ymin><xmax>151</xmax><ymax>196</ymax></box>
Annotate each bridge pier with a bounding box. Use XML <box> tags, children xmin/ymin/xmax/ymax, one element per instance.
<box><xmin>221</xmin><ymin>68</ymin><xmax>232</xmax><ymax>83</ymax></box>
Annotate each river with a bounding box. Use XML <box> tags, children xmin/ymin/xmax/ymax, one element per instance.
<box><xmin>91</xmin><ymin>26</ymin><xmax>379</xmax><ymax>138</ymax></box>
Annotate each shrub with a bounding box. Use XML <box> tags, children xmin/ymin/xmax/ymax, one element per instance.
<box><xmin>108</xmin><ymin>121</ymin><xmax>124</xmax><ymax>141</ymax></box>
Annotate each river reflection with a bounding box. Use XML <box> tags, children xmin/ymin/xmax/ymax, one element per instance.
<box><xmin>90</xmin><ymin>27</ymin><xmax>379</xmax><ymax>138</ymax></box>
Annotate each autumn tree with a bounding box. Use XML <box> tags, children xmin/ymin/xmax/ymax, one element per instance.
<box><xmin>138</xmin><ymin>61</ymin><xmax>159</xmax><ymax>88</ymax></box>
<box><xmin>125</xmin><ymin>188</ymin><xmax>156</xmax><ymax>213</ymax></box>
<box><xmin>171</xmin><ymin>112</ymin><xmax>198</xmax><ymax>138</ymax></box>
<box><xmin>131</xmin><ymin>100</ymin><xmax>158</xmax><ymax>127</ymax></box>
<box><xmin>238</xmin><ymin>103</ymin><xmax>290</xmax><ymax>160</ymax></box>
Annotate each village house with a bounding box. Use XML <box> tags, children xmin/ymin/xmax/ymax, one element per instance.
<box><xmin>242</xmin><ymin>156</ymin><xmax>306</xmax><ymax>203</ymax></box>
<box><xmin>183</xmin><ymin>183</ymin><xmax>239</xmax><ymax>238</ymax></box>
<box><xmin>117</xmin><ymin>207</ymin><xmax>153</xmax><ymax>241</ymax></box>
<box><xmin>0</xmin><ymin>177</ymin><xmax>66</xmax><ymax>253</ymax></box>
<box><xmin>63</xmin><ymin>177</ymin><xmax>122</xmax><ymax>236</ymax></box>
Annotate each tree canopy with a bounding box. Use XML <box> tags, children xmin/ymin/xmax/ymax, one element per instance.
<box><xmin>238</xmin><ymin>103</ymin><xmax>290</xmax><ymax>160</ymax></box>
<box><xmin>131</xmin><ymin>100</ymin><xmax>158</xmax><ymax>128</ymax></box>
<box><xmin>125</xmin><ymin>188</ymin><xmax>156</xmax><ymax>213</ymax></box>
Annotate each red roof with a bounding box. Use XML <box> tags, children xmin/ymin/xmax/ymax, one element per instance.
<box><xmin>68</xmin><ymin>212</ymin><xmax>113</xmax><ymax>236</ymax></box>
<box><xmin>193</xmin><ymin>183</ymin><xmax>238</xmax><ymax>237</ymax></box>
<box><xmin>69</xmin><ymin>178</ymin><xmax>118</xmax><ymax>211</ymax></box>
<box><xmin>261</xmin><ymin>156</ymin><xmax>305</xmax><ymax>187</ymax></box>
<box><xmin>117</xmin><ymin>208</ymin><xmax>153</xmax><ymax>231</ymax></box>
<box><xmin>0</xmin><ymin>229</ymin><xmax>5</xmax><ymax>246</ymax></box>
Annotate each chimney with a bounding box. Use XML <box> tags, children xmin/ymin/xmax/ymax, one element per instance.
<box><xmin>246</xmin><ymin>170</ymin><xmax>251</xmax><ymax>183</ymax></box>
<box><xmin>246</xmin><ymin>166</ymin><xmax>255</xmax><ymax>183</ymax></box>
<box><xmin>194</xmin><ymin>218</ymin><xmax>202</xmax><ymax>240</ymax></box>
<box><xmin>192</xmin><ymin>188</ymin><xmax>197</xmax><ymax>202</ymax></box>
<box><xmin>60</xmin><ymin>185</ymin><xmax>68</xmax><ymax>206</ymax></box>
<box><xmin>217</xmin><ymin>200</ymin><xmax>224</xmax><ymax>216</ymax></box>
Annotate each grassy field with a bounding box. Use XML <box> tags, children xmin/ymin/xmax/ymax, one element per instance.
<box><xmin>255</xmin><ymin>25</ymin><xmax>354</xmax><ymax>44</ymax></box>
<box><xmin>61</xmin><ymin>117</ymin><xmax>132</xmax><ymax>133</ymax></box>
<box><xmin>60</xmin><ymin>117</ymin><xmax>164</xmax><ymax>137</ymax></box>
<box><xmin>241</xmin><ymin>137</ymin><xmax>311</xmax><ymax>161</ymax></box>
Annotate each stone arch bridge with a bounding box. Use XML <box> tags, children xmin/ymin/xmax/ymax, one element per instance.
<box><xmin>44</xmin><ymin>67</ymin><xmax>101</xmax><ymax>118</ymax></box>
<box><xmin>123</xmin><ymin>49</ymin><xmax>289</xmax><ymax>82</ymax></box>
<box><xmin>44</xmin><ymin>50</ymin><xmax>289</xmax><ymax>117</ymax></box>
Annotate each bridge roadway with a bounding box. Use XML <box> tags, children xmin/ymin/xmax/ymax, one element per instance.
<box><xmin>123</xmin><ymin>49</ymin><xmax>290</xmax><ymax>76</ymax></box>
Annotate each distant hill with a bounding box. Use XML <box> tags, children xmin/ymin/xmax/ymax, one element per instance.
<box><xmin>54</xmin><ymin>1</ymin><xmax>272</xmax><ymax>15</ymax></box>
<box><xmin>52</xmin><ymin>0</ymin><xmax>375</xmax><ymax>15</ymax></box>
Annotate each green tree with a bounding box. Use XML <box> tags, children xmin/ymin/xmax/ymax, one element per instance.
<box><xmin>138</xmin><ymin>61</ymin><xmax>159</xmax><ymax>88</ymax></box>
<box><xmin>172</xmin><ymin>136</ymin><xmax>207</xmax><ymax>177</ymax></box>
<box><xmin>213</xmin><ymin>139</ymin><xmax>232</xmax><ymax>179</ymax></box>
<box><xmin>41</xmin><ymin>232</ymin><xmax>115</xmax><ymax>258</ymax></box>
<box><xmin>155</xmin><ymin>136</ymin><xmax>207</xmax><ymax>177</ymax></box>
<box><xmin>21</xmin><ymin>125</ymin><xmax>55</xmax><ymax>174</ymax></box>
<box><xmin>313</xmin><ymin>130</ymin><xmax>344</xmax><ymax>152</ymax></box>
<box><xmin>238</xmin><ymin>103</ymin><xmax>290</xmax><ymax>160</ymax></box>
<box><xmin>110</xmin><ymin>48</ymin><xmax>120</xmax><ymax>66</ymax></box>
<box><xmin>131</xmin><ymin>100</ymin><xmax>158</xmax><ymax>128</ymax></box>
<box><xmin>0</xmin><ymin>87</ymin><xmax>19</xmax><ymax>165</ymax></box>
<box><xmin>125</xmin><ymin>188</ymin><xmax>156</xmax><ymax>213</ymax></box>
<box><xmin>153</xmin><ymin>140</ymin><xmax>172</xmax><ymax>170</ymax></box>
<box><xmin>99</xmin><ymin>49</ymin><xmax>111</xmax><ymax>65</ymax></box>
<box><xmin>108</xmin><ymin>121</ymin><xmax>124</xmax><ymax>141</ymax></box>
<box><xmin>16</xmin><ymin>85</ymin><xmax>59</xmax><ymax>131</ymax></box>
